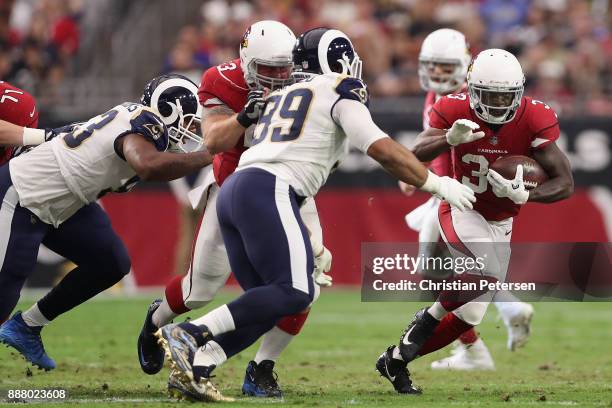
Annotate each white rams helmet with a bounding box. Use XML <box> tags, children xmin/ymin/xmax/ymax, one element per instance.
<box><xmin>418</xmin><ymin>28</ymin><xmax>471</xmax><ymax>95</ymax></box>
<box><xmin>467</xmin><ymin>49</ymin><xmax>525</xmax><ymax>124</ymax></box>
<box><xmin>239</xmin><ymin>20</ymin><xmax>296</xmax><ymax>90</ymax></box>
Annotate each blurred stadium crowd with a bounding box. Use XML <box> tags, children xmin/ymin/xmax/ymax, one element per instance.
<box><xmin>163</xmin><ymin>0</ymin><xmax>612</xmax><ymax>116</ymax></box>
<box><xmin>0</xmin><ymin>0</ymin><xmax>610</xmax><ymax>117</ymax></box>
<box><xmin>0</xmin><ymin>0</ymin><xmax>81</xmax><ymax>97</ymax></box>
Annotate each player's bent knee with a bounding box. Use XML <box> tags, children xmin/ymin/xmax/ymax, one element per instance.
<box><xmin>183</xmin><ymin>299</ymin><xmax>212</xmax><ymax>311</ymax></box>
<box><xmin>452</xmin><ymin>301</ymin><xmax>489</xmax><ymax>326</ymax></box>
<box><xmin>112</xmin><ymin>243</ymin><xmax>131</xmax><ymax>277</ymax></box>
<box><xmin>186</xmin><ymin>271</ymin><xmax>229</xmax><ymax>305</ymax></box>
<box><xmin>95</xmin><ymin>241</ymin><xmax>131</xmax><ymax>282</ymax></box>
<box><xmin>276</xmin><ymin>309</ymin><xmax>310</xmax><ymax>335</ymax></box>
<box><xmin>277</xmin><ymin>285</ymin><xmax>313</xmax><ymax>316</ymax></box>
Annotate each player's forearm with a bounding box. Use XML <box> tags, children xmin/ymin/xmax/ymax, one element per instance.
<box><xmin>204</xmin><ymin>114</ymin><xmax>245</xmax><ymax>154</ymax></box>
<box><xmin>0</xmin><ymin>121</ymin><xmax>45</xmax><ymax>146</ymax></box>
<box><xmin>412</xmin><ymin>131</ymin><xmax>451</xmax><ymax>162</ymax></box>
<box><xmin>142</xmin><ymin>151</ymin><xmax>213</xmax><ymax>181</ymax></box>
<box><xmin>530</xmin><ymin>142</ymin><xmax>574</xmax><ymax>203</ymax></box>
<box><xmin>368</xmin><ymin>138</ymin><xmax>429</xmax><ymax>187</ymax></box>
<box><xmin>528</xmin><ymin>176</ymin><xmax>574</xmax><ymax>203</ymax></box>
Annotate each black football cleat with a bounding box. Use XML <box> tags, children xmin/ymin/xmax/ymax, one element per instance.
<box><xmin>376</xmin><ymin>346</ymin><xmax>421</xmax><ymax>394</ymax></box>
<box><xmin>398</xmin><ymin>308</ymin><xmax>440</xmax><ymax>363</ymax></box>
<box><xmin>138</xmin><ymin>299</ymin><xmax>164</xmax><ymax>374</ymax></box>
<box><xmin>242</xmin><ymin>360</ymin><xmax>283</xmax><ymax>398</ymax></box>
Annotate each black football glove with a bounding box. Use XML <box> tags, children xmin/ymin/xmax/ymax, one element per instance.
<box><xmin>236</xmin><ymin>89</ymin><xmax>267</xmax><ymax>128</ymax></box>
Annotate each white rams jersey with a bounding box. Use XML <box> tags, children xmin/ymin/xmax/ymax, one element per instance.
<box><xmin>9</xmin><ymin>102</ymin><xmax>168</xmax><ymax>227</ymax></box>
<box><xmin>238</xmin><ymin>73</ymin><xmax>381</xmax><ymax>197</ymax></box>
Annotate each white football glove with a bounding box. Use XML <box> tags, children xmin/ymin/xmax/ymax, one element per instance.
<box><xmin>487</xmin><ymin>164</ymin><xmax>529</xmax><ymax>205</ymax></box>
<box><xmin>313</xmin><ymin>246</ymin><xmax>333</xmax><ymax>287</ymax></box>
<box><xmin>310</xmin><ymin>236</ymin><xmax>333</xmax><ymax>287</ymax></box>
<box><xmin>420</xmin><ymin>171</ymin><xmax>476</xmax><ymax>211</ymax></box>
<box><xmin>446</xmin><ymin>119</ymin><xmax>486</xmax><ymax>146</ymax></box>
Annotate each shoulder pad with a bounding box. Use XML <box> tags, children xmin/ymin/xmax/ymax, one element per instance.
<box><xmin>128</xmin><ymin>106</ymin><xmax>168</xmax><ymax>152</ymax></box>
<box><xmin>335</xmin><ymin>77</ymin><xmax>369</xmax><ymax>107</ymax></box>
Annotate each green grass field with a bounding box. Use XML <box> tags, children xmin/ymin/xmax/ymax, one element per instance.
<box><xmin>1</xmin><ymin>289</ymin><xmax>611</xmax><ymax>407</ymax></box>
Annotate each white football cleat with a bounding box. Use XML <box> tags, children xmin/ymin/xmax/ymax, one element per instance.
<box><xmin>430</xmin><ymin>339</ymin><xmax>495</xmax><ymax>370</ymax></box>
<box><xmin>502</xmin><ymin>303</ymin><xmax>534</xmax><ymax>351</ymax></box>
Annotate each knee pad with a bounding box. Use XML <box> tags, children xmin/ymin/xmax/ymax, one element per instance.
<box><xmin>276</xmin><ymin>309</ymin><xmax>310</xmax><ymax>335</ymax></box>
<box><xmin>452</xmin><ymin>301</ymin><xmax>489</xmax><ymax>326</ymax></box>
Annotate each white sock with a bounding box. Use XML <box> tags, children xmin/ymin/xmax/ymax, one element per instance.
<box><xmin>191</xmin><ymin>304</ymin><xmax>235</xmax><ymax>336</ymax></box>
<box><xmin>152</xmin><ymin>298</ymin><xmax>179</xmax><ymax>328</ymax></box>
<box><xmin>193</xmin><ymin>340</ymin><xmax>227</xmax><ymax>368</ymax></box>
<box><xmin>254</xmin><ymin>326</ymin><xmax>294</xmax><ymax>363</ymax></box>
<box><xmin>21</xmin><ymin>304</ymin><xmax>50</xmax><ymax>327</ymax></box>
<box><xmin>494</xmin><ymin>294</ymin><xmax>525</xmax><ymax>319</ymax></box>
<box><xmin>427</xmin><ymin>302</ymin><xmax>447</xmax><ymax>320</ymax></box>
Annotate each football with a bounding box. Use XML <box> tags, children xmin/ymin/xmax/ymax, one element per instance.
<box><xmin>489</xmin><ymin>155</ymin><xmax>548</xmax><ymax>190</ymax></box>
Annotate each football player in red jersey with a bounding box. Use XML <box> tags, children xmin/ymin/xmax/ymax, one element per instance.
<box><xmin>0</xmin><ymin>81</ymin><xmax>44</xmax><ymax>165</ymax></box>
<box><xmin>411</xmin><ymin>29</ymin><xmax>534</xmax><ymax>372</ymax></box>
<box><xmin>402</xmin><ymin>28</ymin><xmax>496</xmax><ymax>371</ymax></box>
<box><xmin>139</xmin><ymin>21</ymin><xmax>332</xmax><ymax>399</ymax></box>
<box><xmin>377</xmin><ymin>49</ymin><xmax>573</xmax><ymax>394</ymax></box>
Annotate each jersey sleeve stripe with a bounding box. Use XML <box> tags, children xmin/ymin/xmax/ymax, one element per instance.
<box><xmin>203</xmin><ymin>97</ymin><xmax>225</xmax><ymax>107</ymax></box>
<box><xmin>217</xmin><ymin>69</ymin><xmax>249</xmax><ymax>91</ymax></box>
<box><xmin>199</xmin><ymin>91</ymin><xmax>233</xmax><ymax>110</ymax></box>
<box><xmin>531</xmin><ymin>137</ymin><xmax>553</xmax><ymax>148</ymax></box>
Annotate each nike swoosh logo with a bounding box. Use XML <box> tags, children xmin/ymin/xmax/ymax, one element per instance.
<box><xmin>505</xmin><ymin>230</ymin><xmax>512</xmax><ymax>236</ymax></box>
<box><xmin>29</xmin><ymin>107</ymin><xmax>35</xmax><ymax>118</ymax></box>
<box><xmin>402</xmin><ymin>325</ymin><xmax>415</xmax><ymax>346</ymax></box>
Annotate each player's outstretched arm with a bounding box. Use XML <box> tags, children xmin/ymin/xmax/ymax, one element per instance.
<box><xmin>368</xmin><ymin>137</ymin><xmax>429</xmax><ymax>187</ymax></box>
<box><xmin>412</xmin><ymin>127</ymin><xmax>449</xmax><ymax>162</ymax></box>
<box><xmin>0</xmin><ymin>119</ymin><xmax>46</xmax><ymax>146</ymax></box>
<box><xmin>334</xmin><ymin>99</ymin><xmax>476</xmax><ymax>210</ymax></box>
<box><xmin>529</xmin><ymin>142</ymin><xmax>574</xmax><ymax>203</ymax></box>
<box><xmin>367</xmin><ymin>138</ymin><xmax>475</xmax><ymax>210</ymax></box>
<box><xmin>120</xmin><ymin>133</ymin><xmax>212</xmax><ymax>181</ymax></box>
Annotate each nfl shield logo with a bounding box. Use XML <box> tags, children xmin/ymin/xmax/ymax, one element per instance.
<box><xmin>490</xmin><ymin>134</ymin><xmax>499</xmax><ymax>145</ymax></box>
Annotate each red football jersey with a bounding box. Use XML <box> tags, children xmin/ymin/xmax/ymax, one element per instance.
<box><xmin>423</xmin><ymin>90</ymin><xmax>452</xmax><ymax>177</ymax></box>
<box><xmin>198</xmin><ymin>58</ymin><xmax>249</xmax><ymax>186</ymax></box>
<box><xmin>0</xmin><ymin>81</ymin><xmax>39</xmax><ymax>166</ymax></box>
<box><xmin>429</xmin><ymin>93</ymin><xmax>559</xmax><ymax>221</ymax></box>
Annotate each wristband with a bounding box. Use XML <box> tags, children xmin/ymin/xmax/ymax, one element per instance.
<box><xmin>419</xmin><ymin>171</ymin><xmax>441</xmax><ymax>193</ymax></box>
<box><xmin>22</xmin><ymin>128</ymin><xmax>46</xmax><ymax>146</ymax></box>
<box><xmin>236</xmin><ymin>111</ymin><xmax>252</xmax><ymax>128</ymax></box>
